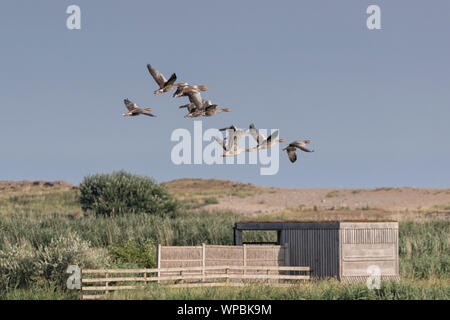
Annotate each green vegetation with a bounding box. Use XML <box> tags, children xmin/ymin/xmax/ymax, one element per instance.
<box><xmin>2</xmin><ymin>284</ymin><xmax>80</xmax><ymax>300</ymax></box>
<box><xmin>108</xmin><ymin>238</ymin><xmax>156</xmax><ymax>268</ymax></box>
<box><xmin>0</xmin><ymin>189</ymin><xmax>81</xmax><ymax>216</ymax></box>
<box><xmin>182</xmin><ymin>196</ymin><xmax>219</xmax><ymax>210</ymax></box>
<box><xmin>79</xmin><ymin>171</ymin><xmax>179</xmax><ymax>217</ymax></box>
<box><xmin>373</xmin><ymin>187</ymin><xmax>395</xmax><ymax>192</ymax></box>
<box><xmin>326</xmin><ymin>191</ymin><xmax>340</xmax><ymax>198</ymax></box>
<box><xmin>3</xmin><ymin>279</ymin><xmax>448</xmax><ymax>300</ymax></box>
<box><xmin>0</xmin><ymin>174</ymin><xmax>449</xmax><ymax>300</ymax></box>
<box><xmin>431</xmin><ymin>203</ymin><xmax>450</xmax><ymax>211</ymax></box>
<box><xmin>163</xmin><ymin>178</ymin><xmax>264</xmax><ymax>209</ymax></box>
<box><xmin>106</xmin><ymin>279</ymin><xmax>449</xmax><ymax>300</ymax></box>
<box><xmin>399</xmin><ymin>221</ymin><xmax>449</xmax><ymax>279</ymax></box>
<box><xmin>0</xmin><ymin>233</ymin><xmax>109</xmax><ymax>291</ymax></box>
<box><xmin>1</xmin><ymin>211</ymin><xmax>448</xmax><ymax>299</ymax></box>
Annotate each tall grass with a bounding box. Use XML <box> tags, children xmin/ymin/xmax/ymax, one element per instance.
<box><xmin>106</xmin><ymin>279</ymin><xmax>449</xmax><ymax>300</ymax></box>
<box><xmin>399</xmin><ymin>221</ymin><xmax>449</xmax><ymax>279</ymax></box>
<box><xmin>0</xmin><ymin>190</ymin><xmax>81</xmax><ymax>216</ymax></box>
<box><xmin>0</xmin><ymin>211</ymin><xmax>274</xmax><ymax>250</ymax></box>
<box><xmin>1</xmin><ymin>284</ymin><xmax>80</xmax><ymax>300</ymax></box>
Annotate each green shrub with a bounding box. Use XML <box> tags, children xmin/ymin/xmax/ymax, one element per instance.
<box><xmin>108</xmin><ymin>238</ymin><xmax>156</xmax><ymax>268</ymax></box>
<box><xmin>326</xmin><ymin>191</ymin><xmax>340</xmax><ymax>198</ymax></box>
<box><xmin>79</xmin><ymin>171</ymin><xmax>179</xmax><ymax>217</ymax></box>
<box><xmin>0</xmin><ymin>239</ymin><xmax>39</xmax><ymax>289</ymax></box>
<box><xmin>0</xmin><ymin>233</ymin><xmax>110</xmax><ymax>290</ymax></box>
<box><xmin>37</xmin><ymin>233</ymin><xmax>110</xmax><ymax>287</ymax></box>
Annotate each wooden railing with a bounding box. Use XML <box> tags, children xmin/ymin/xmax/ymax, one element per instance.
<box><xmin>81</xmin><ymin>265</ymin><xmax>310</xmax><ymax>300</ymax></box>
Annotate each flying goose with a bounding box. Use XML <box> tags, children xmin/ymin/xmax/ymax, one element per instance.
<box><xmin>282</xmin><ymin>140</ymin><xmax>314</xmax><ymax>163</ymax></box>
<box><xmin>219</xmin><ymin>125</ymin><xmax>251</xmax><ymax>142</ymax></box>
<box><xmin>248</xmin><ymin>123</ymin><xmax>266</xmax><ymax>146</ymax></box>
<box><xmin>213</xmin><ymin>125</ymin><xmax>255</xmax><ymax>156</ymax></box>
<box><xmin>173</xmin><ymin>85</ymin><xmax>210</xmax><ymax>110</ymax></box>
<box><xmin>179</xmin><ymin>103</ymin><xmax>197</xmax><ymax>114</ymax></box>
<box><xmin>203</xmin><ymin>105</ymin><xmax>232</xmax><ymax>117</ymax></box>
<box><xmin>147</xmin><ymin>64</ymin><xmax>179</xmax><ymax>95</ymax></box>
<box><xmin>164</xmin><ymin>82</ymin><xmax>208</xmax><ymax>95</ymax></box>
<box><xmin>248</xmin><ymin>130</ymin><xmax>286</xmax><ymax>151</ymax></box>
<box><xmin>249</xmin><ymin>124</ymin><xmax>286</xmax><ymax>149</ymax></box>
<box><xmin>184</xmin><ymin>101</ymin><xmax>231</xmax><ymax>118</ymax></box>
<box><xmin>214</xmin><ymin>136</ymin><xmax>250</xmax><ymax>157</ymax></box>
<box><xmin>182</xmin><ymin>100</ymin><xmax>213</xmax><ymax>118</ymax></box>
<box><xmin>122</xmin><ymin>99</ymin><xmax>156</xmax><ymax>117</ymax></box>
<box><xmin>214</xmin><ymin>136</ymin><xmax>232</xmax><ymax>152</ymax></box>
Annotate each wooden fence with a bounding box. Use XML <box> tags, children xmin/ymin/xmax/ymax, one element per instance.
<box><xmin>157</xmin><ymin>244</ymin><xmax>289</xmax><ymax>271</ymax></box>
<box><xmin>81</xmin><ymin>265</ymin><xmax>310</xmax><ymax>300</ymax></box>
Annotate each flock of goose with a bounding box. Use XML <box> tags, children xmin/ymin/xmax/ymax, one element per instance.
<box><xmin>123</xmin><ymin>64</ymin><xmax>314</xmax><ymax>163</ymax></box>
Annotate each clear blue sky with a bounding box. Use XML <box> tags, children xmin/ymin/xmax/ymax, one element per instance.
<box><xmin>0</xmin><ymin>0</ymin><xmax>449</xmax><ymax>188</ymax></box>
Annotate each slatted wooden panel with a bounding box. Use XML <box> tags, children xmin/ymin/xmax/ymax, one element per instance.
<box><xmin>158</xmin><ymin>244</ymin><xmax>289</xmax><ymax>276</ymax></box>
<box><xmin>340</xmin><ymin>223</ymin><xmax>399</xmax><ymax>280</ymax></box>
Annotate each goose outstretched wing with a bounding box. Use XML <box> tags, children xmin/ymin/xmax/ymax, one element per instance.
<box><xmin>147</xmin><ymin>64</ymin><xmax>167</xmax><ymax>88</ymax></box>
<box><xmin>249</xmin><ymin>124</ymin><xmax>266</xmax><ymax>146</ymax></box>
<box><xmin>265</xmin><ymin>130</ymin><xmax>279</xmax><ymax>144</ymax></box>
<box><xmin>186</xmin><ymin>90</ymin><xmax>204</xmax><ymax>109</ymax></box>
<box><xmin>289</xmin><ymin>140</ymin><xmax>314</xmax><ymax>153</ymax></box>
<box><xmin>124</xmin><ymin>99</ymin><xmax>138</xmax><ymax>111</ymax></box>
<box><xmin>214</xmin><ymin>137</ymin><xmax>229</xmax><ymax>151</ymax></box>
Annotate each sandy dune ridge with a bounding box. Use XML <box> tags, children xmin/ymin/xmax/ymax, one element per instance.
<box><xmin>2</xmin><ymin>178</ymin><xmax>449</xmax><ymax>221</ymax></box>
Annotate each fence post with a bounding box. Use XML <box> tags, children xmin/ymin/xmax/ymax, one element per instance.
<box><xmin>105</xmin><ymin>271</ymin><xmax>109</xmax><ymax>294</ymax></box>
<box><xmin>202</xmin><ymin>243</ymin><xmax>206</xmax><ymax>282</ymax></box>
<box><xmin>157</xmin><ymin>244</ymin><xmax>161</xmax><ymax>284</ymax></box>
<box><xmin>226</xmin><ymin>266</ymin><xmax>230</xmax><ymax>285</ymax></box>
